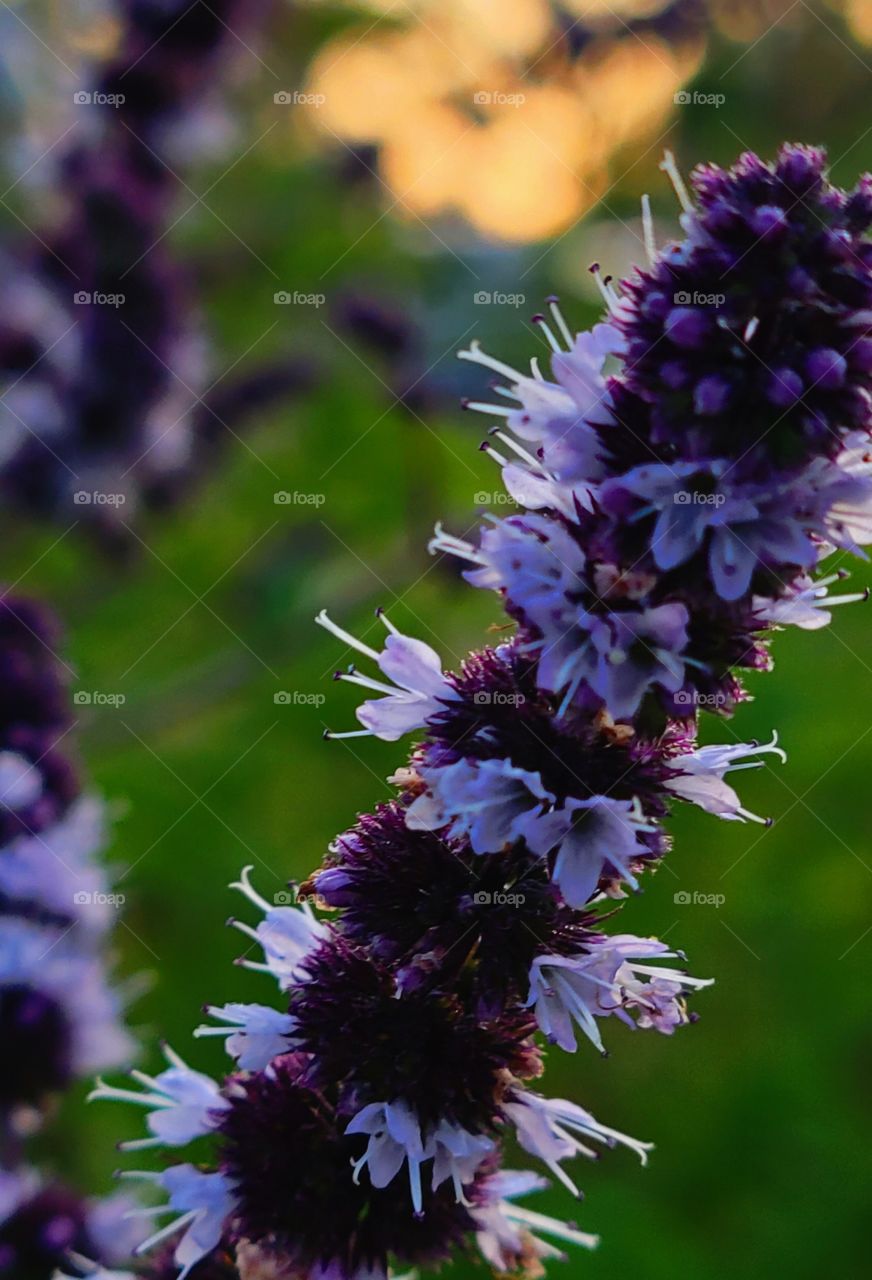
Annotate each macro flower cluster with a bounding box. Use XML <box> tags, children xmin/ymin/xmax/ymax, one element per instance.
<box><xmin>0</xmin><ymin>593</ymin><xmax>140</xmax><ymax>1278</ymax></box>
<box><xmin>96</xmin><ymin>144</ymin><xmax>871</xmax><ymax>1280</ymax></box>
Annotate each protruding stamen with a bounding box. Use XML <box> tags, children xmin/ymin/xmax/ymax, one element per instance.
<box><xmin>588</xmin><ymin>264</ymin><xmax>621</xmax><ymax>316</ymax></box>
<box><xmin>136</xmin><ymin>1210</ymin><xmax>198</xmax><ymax>1255</ymax></box>
<box><xmin>504</xmin><ymin>1203</ymin><xmax>600</xmax><ymax>1251</ymax></box>
<box><xmin>531</xmin><ymin>314</ymin><xmax>562</xmax><ymax>354</ymax></box>
<box><xmin>315</xmin><ymin>610</ymin><xmax>380</xmax><ymax>662</ymax></box>
<box><xmin>641</xmin><ymin>194</ymin><xmax>656</xmax><ymax>264</ymax></box>
<box><xmin>490</xmin><ymin>430</ymin><xmax>541</xmax><ymax>469</ymax></box>
<box><xmin>660</xmin><ymin>149</ymin><xmax>694</xmax><ymax>214</ymax></box>
<box><xmin>481</xmin><ymin>442</ymin><xmax>510</xmax><ymax>467</ymax></box>
<box><xmin>464</xmin><ymin>400</ymin><xmax>513</xmax><ymax>417</ymax></box>
<box><xmin>457</xmin><ymin>341</ymin><xmax>523</xmax><ymax>383</ymax></box>
<box><xmin>229</xmin><ymin>865</ymin><xmax>273</xmax><ymax>915</ymax></box>
<box><xmin>374</xmin><ymin>608</ymin><xmax>400</xmax><ymax>638</ymax></box>
<box><xmin>547</xmin><ymin>295</ymin><xmax>574</xmax><ymax>349</ymax></box>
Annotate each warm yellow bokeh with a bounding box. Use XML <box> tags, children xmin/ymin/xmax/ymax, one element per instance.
<box><xmin>302</xmin><ymin>0</ymin><xmax>705</xmax><ymax>243</ymax></box>
<box><xmin>842</xmin><ymin>0</ymin><xmax>872</xmax><ymax>42</ymax></box>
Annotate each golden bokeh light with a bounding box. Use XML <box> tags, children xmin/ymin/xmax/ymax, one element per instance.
<box><xmin>302</xmin><ymin>0</ymin><xmax>705</xmax><ymax>243</ymax></box>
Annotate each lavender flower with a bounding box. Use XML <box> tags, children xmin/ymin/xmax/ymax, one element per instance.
<box><xmin>98</xmin><ymin>142</ymin><xmax>872</xmax><ymax>1279</ymax></box>
<box><xmin>0</xmin><ymin>0</ymin><xmax>309</xmax><ymax>538</ymax></box>
<box><xmin>317</xmin><ymin>611</ymin><xmax>455</xmax><ymax>741</ymax></box>
<box><xmin>526</xmin><ymin>936</ymin><xmax>712</xmax><ymax>1053</ymax></box>
<box><xmin>617</xmin><ymin>145</ymin><xmax>872</xmax><ymax>475</ymax></box>
<box><xmin>0</xmin><ymin>593</ymin><xmax>133</xmax><ymax>1115</ymax></box>
<box><xmin>0</xmin><ymin>1168</ymin><xmax>142</xmax><ymax>1279</ymax></box>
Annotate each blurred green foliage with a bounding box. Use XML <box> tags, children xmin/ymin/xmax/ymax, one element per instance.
<box><xmin>3</xmin><ymin>5</ymin><xmax>872</xmax><ymax>1278</ymax></box>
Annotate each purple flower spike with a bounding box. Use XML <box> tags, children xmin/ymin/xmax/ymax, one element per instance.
<box><xmin>98</xmin><ymin>144</ymin><xmax>872</xmax><ymax>1280</ymax></box>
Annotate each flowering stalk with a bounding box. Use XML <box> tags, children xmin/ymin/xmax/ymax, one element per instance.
<box><xmin>98</xmin><ymin>144</ymin><xmax>871</xmax><ymax>1279</ymax></box>
<box><xmin>0</xmin><ymin>592</ymin><xmax>139</xmax><ymax>1279</ymax></box>
<box><xmin>0</xmin><ymin>0</ymin><xmax>310</xmax><ymax>542</ymax></box>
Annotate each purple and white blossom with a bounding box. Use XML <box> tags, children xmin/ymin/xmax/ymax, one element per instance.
<box><xmin>228</xmin><ymin>865</ymin><xmax>327</xmax><ymax>989</ymax></box>
<box><xmin>458</xmin><ymin>309</ymin><xmax>621</xmax><ymax>494</ymax></box>
<box><xmin>527</xmin><ymin>937</ymin><xmax>713</xmax><ymax>1053</ymax></box>
<box><xmin>317</xmin><ymin>609</ymin><xmax>455</xmax><ymax>741</ymax></box>
<box><xmin>193</xmin><ymin>1002</ymin><xmax>296</xmax><ymax>1071</ymax></box>
<box><xmin>504</xmin><ymin>1088</ymin><xmax>652</xmax><ymax>1195</ymax></box>
<box><xmin>122</xmin><ymin>1165</ymin><xmax>238</xmax><ymax>1280</ymax></box>
<box><xmin>97</xmin><ymin>142</ymin><xmax>872</xmax><ymax>1280</ymax></box>
<box><xmin>603</xmin><ymin>461</ymin><xmax>823</xmax><ymax>601</ymax></box>
<box><xmin>752</xmin><ymin>570</ymin><xmax>868</xmax><ymax>630</ymax></box>
<box><xmin>471</xmin><ymin>1169</ymin><xmax>600</xmax><ymax>1269</ymax></box>
<box><xmin>406</xmin><ymin>757</ymin><xmax>554</xmax><ymax>853</ymax></box>
<box><xmin>665</xmin><ymin>734</ymin><xmax>787</xmax><ymax>823</ymax></box>
<box><xmin>347</xmin><ymin>1099</ymin><xmax>493</xmax><ymax>1213</ymax></box>
<box><xmin>520</xmin><ymin>795</ymin><xmax>657</xmax><ymax>905</ymax></box>
<box><xmin>89</xmin><ymin>1044</ymin><xmax>229</xmax><ymax>1151</ymax></box>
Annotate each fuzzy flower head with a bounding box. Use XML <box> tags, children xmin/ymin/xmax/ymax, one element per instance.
<box><xmin>290</xmin><ymin>938</ymin><xmax>540</xmax><ymax>1135</ymax></box>
<box><xmin>0</xmin><ymin>919</ymin><xmax>133</xmax><ymax>1110</ymax></box>
<box><xmin>0</xmin><ymin>1170</ymin><xmax>142</xmax><ymax>1280</ymax></box>
<box><xmin>617</xmin><ymin>144</ymin><xmax>872</xmax><ymax>478</ymax></box>
<box><xmin>313</xmin><ymin>800</ymin><xmax>571</xmax><ymax>1016</ymax></box>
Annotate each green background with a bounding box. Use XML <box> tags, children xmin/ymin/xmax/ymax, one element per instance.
<box><xmin>3</xmin><ymin>5</ymin><xmax>872</xmax><ymax>1278</ymax></box>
